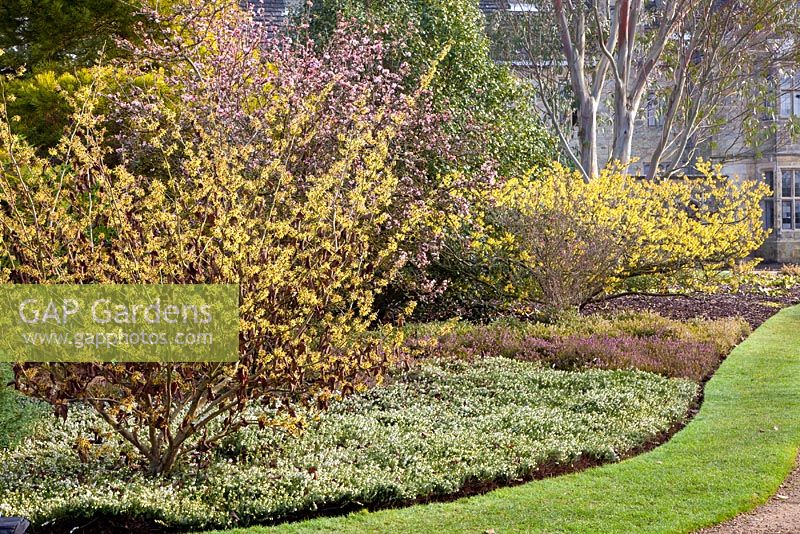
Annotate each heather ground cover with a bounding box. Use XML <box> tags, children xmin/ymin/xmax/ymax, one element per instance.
<box><xmin>586</xmin><ymin>285</ymin><xmax>800</xmax><ymax>329</ymax></box>
<box><xmin>212</xmin><ymin>304</ymin><xmax>800</xmax><ymax>534</ymax></box>
<box><xmin>406</xmin><ymin>312</ymin><xmax>749</xmax><ymax>382</ymax></box>
<box><xmin>0</xmin><ymin>357</ymin><xmax>695</xmax><ymax>531</ymax></box>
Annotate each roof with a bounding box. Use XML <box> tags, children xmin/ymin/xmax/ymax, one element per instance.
<box><xmin>480</xmin><ymin>0</ymin><xmax>510</xmax><ymax>12</ymax></box>
<box><xmin>246</xmin><ymin>0</ymin><xmax>290</xmax><ymax>25</ymax></box>
<box><xmin>246</xmin><ymin>0</ymin><xmax>513</xmax><ymax>25</ymax></box>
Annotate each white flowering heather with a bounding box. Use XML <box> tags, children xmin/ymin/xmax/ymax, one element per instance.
<box><xmin>0</xmin><ymin>359</ymin><xmax>696</xmax><ymax>530</ymax></box>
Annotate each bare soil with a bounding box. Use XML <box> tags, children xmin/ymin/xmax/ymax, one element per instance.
<box><xmin>584</xmin><ymin>287</ymin><xmax>800</xmax><ymax>329</ymax></box>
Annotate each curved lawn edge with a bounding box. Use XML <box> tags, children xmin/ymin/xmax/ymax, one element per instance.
<box><xmin>213</xmin><ymin>305</ymin><xmax>800</xmax><ymax>534</ymax></box>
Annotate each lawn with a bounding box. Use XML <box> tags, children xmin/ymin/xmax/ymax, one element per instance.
<box><xmin>212</xmin><ymin>304</ymin><xmax>800</xmax><ymax>534</ymax></box>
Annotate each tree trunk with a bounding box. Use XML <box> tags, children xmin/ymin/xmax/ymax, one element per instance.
<box><xmin>579</xmin><ymin>99</ymin><xmax>600</xmax><ymax>179</ymax></box>
<box><xmin>612</xmin><ymin>102</ymin><xmax>636</xmax><ymax>168</ymax></box>
<box><xmin>148</xmin><ymin>445</ymin><xmax>181</xmax><ymax>476</ymax></box>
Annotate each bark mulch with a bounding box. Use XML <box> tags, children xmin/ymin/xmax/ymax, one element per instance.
<box><xmin>584</xmin><ymin>287</ymin><xmax>800</xmax><ymax>329</ymax></box>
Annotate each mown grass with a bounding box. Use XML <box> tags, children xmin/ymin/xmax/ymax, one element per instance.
<box><xmin>213</xmin><ymin>305</ymin><xmax>800</xmax><ymax>534</ymax></box>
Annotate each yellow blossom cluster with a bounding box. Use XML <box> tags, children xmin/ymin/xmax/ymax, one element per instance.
<box><xmin>0</xmin><ymin>43</ymin><xmax>417</xmax><ymax>474</ymax></box>
<box><xmin>485</xmin><ymin>161</ymin><xmax>770</xmax><ymax>313</ymax></box>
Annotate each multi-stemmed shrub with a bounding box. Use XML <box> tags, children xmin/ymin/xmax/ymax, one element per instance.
<box><xmin>487</xmin><ymin>163</ymin><xmax>770</xmax><ymax>316</ymax></box>
<box><xmin>0</xmin><ymin>0</ymin><xmax>452</xmax><ymax>476</ymax></box>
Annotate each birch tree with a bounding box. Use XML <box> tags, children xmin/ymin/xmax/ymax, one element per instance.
<box><xmin>644</xmin><ymin>0</ymin><xmax>800</xmax><ymax>178</ymax></box>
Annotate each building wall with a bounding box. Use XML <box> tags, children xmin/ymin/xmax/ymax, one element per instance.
<box><xmin>708</xmin><ymin>104</ymin><xmax>800</xmax><ymax>262</ymax></box>
<box><xmin>577</xmin><ymin>69</ymin><xmax>800</xmax><ymax>263</ymax></box>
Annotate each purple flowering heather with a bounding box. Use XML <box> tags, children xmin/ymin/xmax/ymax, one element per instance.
<box><xmin>420</xmin><ymin>327</ymin><xmax>722</xmax><ymax>383</ymax></box>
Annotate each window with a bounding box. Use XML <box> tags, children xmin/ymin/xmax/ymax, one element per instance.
<box><xmin>779</xmin><ymin>74</ymin><xmax>800</xmax><ymax>118</ymax></box>
<box><xmin>780</xmin><ymin>169</ymin><xmax>800</xmax><ymax>230</ymax></box>
<box><xmin>762</xmin><ymin>170</ymin><xmax>775</xmax><ymax>231</ymax></box>
<box><xmin>508</xmin><ymin>2</ymin><xmax>538</xmax><ymax>11</ymax></box>
<box><xmin>646</xmin><ymin>93</ymin><xmax>664</xmax><ymax>127</ymax></box>
<box><xmin>764</xmin><ymin>200</ymin><xmax>775</xmax><ymax>231</ymax></box>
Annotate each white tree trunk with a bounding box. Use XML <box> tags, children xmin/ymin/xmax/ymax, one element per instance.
<box><xmin>579</xmin><ymin>100</ymin><xmax>600</xmax><ymax>178</ymax></box>
<box><xmin>612</xmin><ymin>103</ymin><xmax>637</xmax><ymax>167</ymax></box>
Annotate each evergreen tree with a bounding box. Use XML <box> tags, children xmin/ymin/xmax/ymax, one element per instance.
<box><xmin>0</xmin><ymin>0</ymin><xmax>144</xmax><ymax>72</ymax></box>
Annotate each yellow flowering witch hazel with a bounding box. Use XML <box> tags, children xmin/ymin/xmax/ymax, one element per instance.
<box><xmin>490</xmin><ymin>161</ymin><xmax>769</xmax><ymax>315</ymax></box>
<box><xmin>0</xmin><ymin>2</ymin><xmax>438</xmax><ymax>476</ymax></box>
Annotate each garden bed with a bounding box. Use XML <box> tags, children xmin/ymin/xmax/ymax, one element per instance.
<box><xmin>252</xmin><ymin>304</ymin><xmax>800</xmax><ymax>534</ymax></box>
<box><xmin>2</xmin><ymin>357</ymin><xmax>696</xmax><ymax>532</ymax></box>
<box><xmin>585</xmin><ymin>287</ymin><xmax>800</xmax><ymax>329</ymax></box>
<box><xmin>0</xmin><ymin>311</ymin><xmax>758</xmax><ymax>532</ymax></box>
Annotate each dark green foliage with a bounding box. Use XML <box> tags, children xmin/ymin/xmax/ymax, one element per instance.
<box><xmin>0</xmin><ymin>0</ymin><xmax>145</xmax><ymax>72</ymax></box>
<box><xmin>0</xmin><ymin>364</ymin><xmax>45</xmax><ymax>448</ymax></box>
<box><xmin>0</xmin><ymin>0</ymin><xmax>161</xmax><ymax>147</ymax></box>
<box><xmin>3</xmin><ymin>70</ymin><xmax>85</xmax><ymax>147</ymax></box>
<box><xmin>305</xmin><ymin>0</ymin><xmax>554</xmax><ymax>178</ymax></box>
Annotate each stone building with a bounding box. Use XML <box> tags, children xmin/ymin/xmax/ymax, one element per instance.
<box><xmin>479</xmin><ymin>2</ymin><xmax>800</xmax><ymax>262</ymax></box>
<box><xmin>702</xmin><ymin>88</ymin><xmax>800</xmax><ymax>262</ymax></box>
<box><xmin>589</xmin><ymin>70</ymin><xmax>800</xmax><ymax>262</ymax></box>
<box><xmin>249</xmin><ymin>0</ymin><xmax>799</xmax><ymax>261</ymax></box>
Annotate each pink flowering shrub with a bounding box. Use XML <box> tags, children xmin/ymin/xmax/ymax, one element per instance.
<box><xmin>120</xmin><ymin>3</ymin><xmax>459</xmax><ymax>193</ymax></box>
<box><xmin>114</xmin><ymin>2</ymin><xmax>484</xmax><ymax>317</ymax></box>
<box><xmin>5</xmin><ymin>0</ymin><xmax>466</xmax><ymax>476</ymax></box>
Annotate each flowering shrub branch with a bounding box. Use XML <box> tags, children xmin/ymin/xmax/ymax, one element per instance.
<box><xmin>0</xmin><ymin>0</ymin><xmax>450</xmax><ymax>476</ymax></box>
<box><xmin>489</xmin><ymin>162</ymin><xmax>770</xmax><ymax>315</ymax></box>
